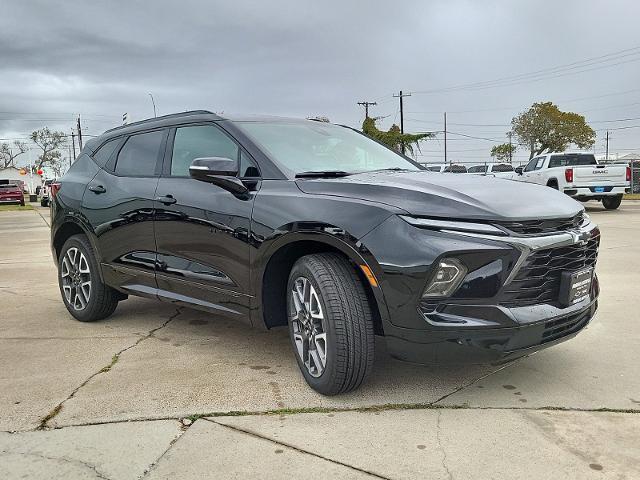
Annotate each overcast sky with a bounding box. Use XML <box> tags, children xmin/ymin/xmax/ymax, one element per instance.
<box><xmin>2</xmin><ymin>0</ymin><xmax>640</xmax><ymax>167</ymax></box>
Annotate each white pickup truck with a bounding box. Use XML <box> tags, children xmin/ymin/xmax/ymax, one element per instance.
<box><xmin>515</xmin><ymin>152</ymin><xmax>631</xmax><ymax>209</ymax></box>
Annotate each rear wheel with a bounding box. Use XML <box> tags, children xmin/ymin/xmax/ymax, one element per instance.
<box><xmin>286</xmin><ymin>253</ymin><xmax>375</xmax><ymax>395</ymax></box>
<box><xmin>602</xmin><ymin>195</ymin><xmax>622</xmax><ymax>210</ymax></box>
<box><xmin>547</xmin><ymin>180</ymin><xmax>559</xmax><ymax>190</ymax></box>
<box><xmin>58</xmin><ymin>234</ymin><xmax>120</xmax><ymax>322</ymax></box>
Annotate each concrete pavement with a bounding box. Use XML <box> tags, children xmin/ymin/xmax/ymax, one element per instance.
<box><xmin>0</xmin><ymin>203</ymin><xmax>639</xmax><ymax>479</ymax></box>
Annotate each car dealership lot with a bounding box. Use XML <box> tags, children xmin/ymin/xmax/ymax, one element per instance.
<box><xmin>1</xmin><ymin>204</ymin><xmax>639</xmax><ymax>479</ymax></box>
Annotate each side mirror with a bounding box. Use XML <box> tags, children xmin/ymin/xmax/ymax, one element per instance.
<box><xmin>514</xmin><ymin>166</ymin><xmax>523</xmax><ymax>175</ymax></box>
<box><xmin>189</xmin><ymin>157</ymin><xmax>249</xmax><ymax>196</ymax></box>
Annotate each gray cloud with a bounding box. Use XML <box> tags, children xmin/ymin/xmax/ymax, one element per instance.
<box><xmin>1</xmin><ymin>0</ymin><xmax>639</xmax><ymax>165</ymax></box>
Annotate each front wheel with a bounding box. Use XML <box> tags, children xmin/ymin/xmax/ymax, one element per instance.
<box><xmin>287</xmin><ymin>253</ymin><xmax>375</xmax><ymax>395</ymax></box>
<box><xmin>58</xmin><ymin>234</ymin><xmax>120</xmax><ymax>322</ymax></box>
<box><xmin>602</xmin><ymin>195</ymin><xmax>622</xmax><ymax>210</ymax></box>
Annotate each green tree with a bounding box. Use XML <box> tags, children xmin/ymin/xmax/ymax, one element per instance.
<box><xmin>490</xmin><ymin>143</ymin><xmax>516</xmax><ymax>162</ymax></box>
<box><xmin>0</xmin><ymin>140</ymin><xmax>28</xmax><ymax>168</ymax></box>
<box><xmin>30</xmin><ymin>127</ymin><xmax>66</xmax><ymax>170</ymax></box>
<box><xmin>362</xmin><ymin>117</ymin><xmax>433</xmax><ymax>157</ymax></box>
<box><xmin>511</xmin><ymin>102</ymin><xmax>595</xmax><ymax>159</ymax></box>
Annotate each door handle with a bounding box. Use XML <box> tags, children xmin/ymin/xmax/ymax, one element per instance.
<box><xmin>156</xmin><ymin>195</ymin><xmax>177</xmax><ymax>205</ymax></box>
<box><xmin>88</xmin><ymin>185</ymin><xmax>106</xmax><ymax>194</ymax></box>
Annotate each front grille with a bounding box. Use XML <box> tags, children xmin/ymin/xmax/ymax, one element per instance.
<box><xmin>497</xmin><ymin>213</ymin><xmax>584</xmax><ymax>235</ymax></box>
<box><xmin>501</xmin><ymin>231</ymin><xmax>600</xmax><ymax>308</ymax></box>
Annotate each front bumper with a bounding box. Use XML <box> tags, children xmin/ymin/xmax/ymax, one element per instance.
<box><xmin>359</xmin><ymin>214</ymin><xmax>600</xmax><ymax>365</ymax></box>
<box><xmin>384</xmin><ymin>300</ymin><xmax>596</xmax><ymax>364</ymax></box>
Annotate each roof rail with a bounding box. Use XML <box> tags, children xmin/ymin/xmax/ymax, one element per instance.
<box><xmin>104</xmin><ymin>110</ymin><xmax>217</xmax><ymax>133</ymax></box>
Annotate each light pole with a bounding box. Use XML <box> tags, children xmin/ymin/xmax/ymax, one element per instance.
<box><xmin>148</xmin><ymin>93</ymin><xmax>157</xmax><ymax>118</ymax></box>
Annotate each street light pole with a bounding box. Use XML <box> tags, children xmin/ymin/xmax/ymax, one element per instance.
<box><xmin>148</xmin><ymin>93</ymin><xmax>157</xmax><ymax>118</ymax></box>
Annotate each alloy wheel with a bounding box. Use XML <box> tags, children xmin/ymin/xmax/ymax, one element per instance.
<box><xmin>290</xmin><ymin>276</ymin><xmax>328</xmax><ymax>378</ymax></box>
<box><xmin>61</xmin><ymin>247</ymin><xmax>92</xmax><ymax>311</ymax></box>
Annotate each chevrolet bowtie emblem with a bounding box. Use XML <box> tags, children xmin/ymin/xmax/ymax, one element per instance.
<box><xmin>571</xmin><ymin>231</ymin><xmax>590</xmax><ymax>245</ymax></box>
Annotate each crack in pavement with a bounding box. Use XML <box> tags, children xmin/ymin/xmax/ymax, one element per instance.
<box><xmin>435</xmin><ymin>410</ymin><xmax>453</xmax><ymax>480</ymax></box>
<box><xmin>429</xmin><ymin>356</ymin><xmax>528</xmax><ymax>407</ymax></box>
<box><xmin>0</xmin><ymin>450</ymin><xmax>111</xmax><ymax>479</ymax></box>
<box><xmin>4</xmin><ymin>403</ymin><xmax>639</xmax><ymax>434</ymax></box>
<box><xmin>138</xmin><ymin>421</ymin><xmax>190</xmax><ymax>479</ymax></box>
<box><xmin>37</xmin><ymin>307</ymin><xmax>182</xmax><ymax>430</ymax></box>
<box><xmin>205</xmin><ymin>418</ymin><xmax>393</xmax><ymax>480</ymax></box>
<box><xmin>34</xmin><ymin>208</ymin><xmax>50</xmax><ymax>227</ymax></box>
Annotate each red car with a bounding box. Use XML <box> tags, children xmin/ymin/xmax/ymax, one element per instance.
<box><xmin>0</xmin><ymin>183</ymin><xmax>25</xmax><ymax>206</ymax></box>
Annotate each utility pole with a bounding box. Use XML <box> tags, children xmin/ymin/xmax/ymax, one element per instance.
<box><xmin>393</xmin><ymin>90</ymin><xmax>411</xmax><ymax>154</ymax></box>
<box><xmin>605</xmin><ymin>130</ymin><xmax>609</xmax><ymax>161</ymax></box>
<box><xmin>357</xmin><ymin>101</ymin><xmax>377</xmax><ymax>119</ymax></box>
<box><xmin>71</xmin><ymin>130</ymin><xmax>76</xmax><ymax>160</ymax></box>
<box><xmin>76</xmin><ymin>116</ymin><xmax>83</xmax><ymax>151</ymax></box>
<box><xmin>444</xmin><ymin>112</ymin><xmax>448</xmax><ymax>166</ymax></box>
<box><xmin>508</xmin><ymin>131</ymin><xmax>513</xmax><ymax>164</ymax></box>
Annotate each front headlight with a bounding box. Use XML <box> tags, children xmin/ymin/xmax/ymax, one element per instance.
<box><xmin>423</xmin><ymin>258</ymin><xmax>468</xmax><ymax>297</ymax></box>
<box><xmin>399</xmin><ymin>216</ymin><xmax>507</xmax><ymax>236</ymax></box>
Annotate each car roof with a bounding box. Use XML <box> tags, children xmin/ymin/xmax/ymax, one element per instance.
<box><xmin>86</xmin><ymin>111</ymin><xmax>323</xmax><ymax>152</ymax></box>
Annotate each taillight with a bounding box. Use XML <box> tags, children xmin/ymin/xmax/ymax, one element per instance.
<box><xmin>50</xmin><ymin>183</ymin><xmax>61</xmax><ymax>198</ymax></box>
<box><xmin>565</xmin><ymin>168</ymin><xmax>574</xmax><ymax>183</ymax></box>
<box><xmin>627</xmin><ymin>166</ymin><xmax>632</xmax><ymax>182</ymax></box>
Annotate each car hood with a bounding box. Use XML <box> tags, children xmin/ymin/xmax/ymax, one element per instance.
<box><xmin>295</xmin><ymin>170</ymin><xmax>582</xmax><ymax>221</ymax></box>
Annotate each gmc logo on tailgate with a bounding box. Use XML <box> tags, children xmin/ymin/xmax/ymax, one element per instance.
<box><xmin>593</xmin><ymin>170</ymin><xmax>608</xmax><ymax>174</ymax></box>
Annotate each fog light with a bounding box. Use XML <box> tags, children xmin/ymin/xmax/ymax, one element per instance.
<box><xmin>423</xmin><ymin>258</ymin><xmax>467</xmax><ymax>297</ymax></box>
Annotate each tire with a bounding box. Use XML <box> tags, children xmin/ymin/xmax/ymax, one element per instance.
<box><xmin>20</xmin><ymin>200</ymin><xmax>25</xmax><ymax>207</ymax></box>
<box><xmin>58</xmin><ymin>234</ymin><xmax>120</xmax><ymax>322</ymax></box>
<box><xmin>602</xmin><ymin>195</ymin><xmax>622</xmax><ymax>210</ymax></box>
<box><xmin>286</xmin><ymin>253</ymin><xmax>375</xmax><ymax>395</ymax></box>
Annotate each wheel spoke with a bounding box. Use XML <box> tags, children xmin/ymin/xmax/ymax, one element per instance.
<box><xmin>78</xmin><ymin>253</ymin><xmax>90</xmax><ymax>274</ymax></box>
<box><xmin>290</xmin><ymin>275</ymin><xmax>328</xmax><ymax>378</ymax></box>
<box><xmin>60</xmin><ymin>247</ymin><xmax>92</xmax><ymax>312</ymax></box>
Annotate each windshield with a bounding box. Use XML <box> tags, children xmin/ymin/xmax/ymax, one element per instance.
<box><xmin>237</xmin><ymin>121</ymin><xmax>421</xmax><ymax>176</ymax></box>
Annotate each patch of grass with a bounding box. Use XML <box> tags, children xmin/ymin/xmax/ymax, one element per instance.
<box><xmin>624</xmin><ymin>193</ymin><xmax>640</xmax><ymax>200</ymax></box>
<box><xmin>0</xmin><ymin>204</ymin><xmax>33</xmax><ymax>211</ymax></box>
<box><xmin>99</xmin><ymin>354</ymin><xmax>120</xmax><ymax>373</ymax></box>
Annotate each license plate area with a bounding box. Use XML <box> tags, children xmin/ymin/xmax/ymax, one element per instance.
<box><xmin>559</xmin><ymin>268</ymin><xmax>593</xmax><ymax>307</ymax></box>
<box><xmin>594</xmin><ymin>186</ymin><xmax>605</xmax><ymax>193</ymax></box>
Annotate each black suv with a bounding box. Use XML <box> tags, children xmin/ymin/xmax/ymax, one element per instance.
<box><xmin>51</xmin><ymin>111</ymin><xmax>600</xmax><ymax>395</ymax></box>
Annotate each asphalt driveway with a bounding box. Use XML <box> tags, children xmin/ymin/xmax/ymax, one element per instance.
<box><xmin>0</xmin><ymin>203</ymin><xmax>638</xmax><ymax>479</ymax></box>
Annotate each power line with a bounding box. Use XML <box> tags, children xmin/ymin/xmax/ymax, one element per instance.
<box><xmin>410</xmin><ymin>46</ymin><xmax>640</xmax><ymax>95</ymax></box>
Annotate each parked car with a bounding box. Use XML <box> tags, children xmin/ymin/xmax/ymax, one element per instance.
<box><xmin>0</xmin><ymin>182</ymin><xmax>25</xmax><ymax>206</ymax></box>
<box><xmin>423</xmin><ymin>164</ymin><xmax>445</xmax><ymax>172</ymax></box>
<box><xmin>51</xmin><ymin>111</ymin><xmax>600</xmax><ymax>395</ymax></box>
<box><xmin>422</xmin><ymin>164</ymin><xmax>467</xmax><ymax>173</ymax></box>
<box><xmin>467</xmin><ymin>163</ymin><xmax>516</xmax><ymax>180</ymax></box>
<box><xmin>40</xmin><ymin>178</ymin><xmax>58</xmax><ymax>207</ymax></box>
<box><xmin>515</xmin><ymin>152</ymin><xmax>630</xmax><ymax>209</ymax></box>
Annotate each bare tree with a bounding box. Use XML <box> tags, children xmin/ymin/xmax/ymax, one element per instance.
<box><xmin>30</xmin><ymin>127</ymin><xmax>66</xmax><ymax>171</ymax></box>
<box><xmin>0</xmin><ymin>141</ymin><xmax>28</xmax><ymax>169</ymax></box>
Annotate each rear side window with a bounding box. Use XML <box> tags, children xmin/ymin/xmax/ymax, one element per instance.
<box><xmin>549</xmin><ymin>154</ymin><xmax>597</xmax><ymax>167</ymax></box>
<box><xmin>492</xmin><ymin>164</ymin><xmax>514</xmax><ymax>172</ymax></box>
<box><xmin>115</xmin><ymin>131</ymin><xmax>165</xmax><ymax>176</ymax></box>
<box><xmin>92</xmin><ymin>138</ymin><xmax>120</xmax><ymax>168</ymax></box>
<box><xmin>171</xmin><ymin>125</ymin><xmax>239</xmax><ymax>176</ymax></box>
<box><xmin>467</xmin><ymin>165</ymin><xmax>487</xmax><ymax>173</ymax></box>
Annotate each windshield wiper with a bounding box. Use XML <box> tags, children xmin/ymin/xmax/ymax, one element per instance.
<box><xmin>295</xmin><ymin>170</ymin><xmax>352</xmax><ymax>178</ymax></box>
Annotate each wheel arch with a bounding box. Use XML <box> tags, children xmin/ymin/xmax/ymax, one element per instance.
<box><xmin>52</xmin><ymin>217</ymin><xmax>105</xmax><ymax>281</ymax></box>
<box><xmin>255</xmin><ymin>232</ymin><xmax>387</xmax><ymax>335</ymax></box>
<box><xmin>546</xmin><ymin>178</ymin><xmax>559</xmax><ymax>188</ymax></box>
